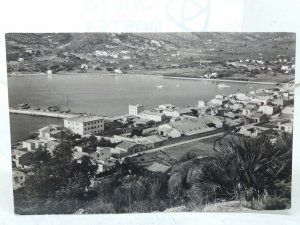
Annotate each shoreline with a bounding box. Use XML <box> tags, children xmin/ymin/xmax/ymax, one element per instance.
<box><xmin>162</xmin><ymin>75</ymin><xmax>278</xmax><ymax>85</ymax></box>
<box><xmin>7</xmin><ymin>72</ymin><xmax>282</xmax><ymax>85</ymax></box>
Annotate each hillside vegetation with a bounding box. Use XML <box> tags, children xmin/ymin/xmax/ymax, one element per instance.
<box><xmin>6</xmin><ymin>33</ymin><xmax>296</xmax><ymax>81</ymax></box>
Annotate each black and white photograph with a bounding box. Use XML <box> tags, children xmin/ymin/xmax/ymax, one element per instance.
<box><xmin>6</xmin><ymin>32</ymin><xmax>295</xmax><ymax>214</ymax></box>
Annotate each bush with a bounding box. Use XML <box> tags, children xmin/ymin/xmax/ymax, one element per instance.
<box><xmin>201</xmin><ymin>133</ymin><xmax>292</xmax><ymax>203</ymax></box>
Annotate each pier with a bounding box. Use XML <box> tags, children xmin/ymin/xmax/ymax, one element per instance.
<box><xmin>9</xmin><ymin>108</ymin><xmax>78</xmax><ymax>119</ymax></box>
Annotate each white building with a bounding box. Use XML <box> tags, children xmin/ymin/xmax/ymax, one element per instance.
<box><xmin>198</xmin><ymin>99</ymin><xmax>207</xmax><ymax>108</ymax></box>
<box><xmin>13</xmin><ymin>170</ymin><xmax>26</xmax><ymax>190</ymax></box>
<box><xmin>129</xmin><ymin>104</ymin><xmax>144</xmax><ymax>116</ymax></box>
<box><xmin>64</xmin><ymin>116</ymin><xmax>104</xmax><ymax>135</ymax></box>
<box><xmin>158</xmin><ymin>104</ymin><xmax>175</xmax><ymax>110</ymax></box>
<box><xmin>258</xmin><ymin>105</ymin><xmax>279</xmax><ymax>116</ymax></box>
<box><xmin>138</xmin><ymin>110</ymin><xmax>166</xmax><ymax>122</ymax></box>
<box><xmin>90</xmin><ymin>147</ymin><xmax>111</xmax><ymax>164</ymax></box>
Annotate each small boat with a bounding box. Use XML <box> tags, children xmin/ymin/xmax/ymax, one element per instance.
<box><xmin>17</xmin><ymin>102</ymin><xmax>30</xmax><ymax>109</ymax></box>
<box><xmin>217</xmin><ymin>84</ymin><xmax>230</xmax><ymax>88</ymax></box>
<box><xmin>156</xmin><ymin>85</ymin><xmax>165</xmax><ymax>89</ymax></box>
<box><xmin>176</xmin><ymin>84</ymin><xmax>180</xmax><ymax>87</ymax></box>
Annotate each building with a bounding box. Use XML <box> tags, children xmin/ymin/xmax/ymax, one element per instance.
<box><xmin>158</xmin><ymin>104</ymin><xmax>175</xmax><ymax>110</ymax></box>
<box><xmin>258</xmin><ymin>105</ymin><xmax>280</xmax><ymax>116</ymax></box>
<box><xmin>211</xmin><ymin>98</ymin><xmax>227</xmax><ymax>106</ymax></box>
<box><xmin>64</xmin><ymin>115</ymin><xmax>104</xmax><ymax>135</ymax></box>
<box><xmin>198</xmin><ymin>99</ymin><xmax>207</xmax><ymax>108</ymax></box>
<box><xmin>129</xmin><ymin>104</ymin><xmax>144</xmax><ymax>116</ymax></box>
<box><xmin>90</xmin><ymin>147</ymin><xmax>111</xmax><ymax>164</ymax></box>
<box><xmin>146</xmin><ymin>162</ymin><xmax>170</xmax><ymax>173</ymax></box>
<box><xmin>138</xmin><ymin>135</ymin><xmax>164</xmax><ymax>148</ymax></box>
<box><xmin>22</xmin><ymin>139</ymin><xmax>47</xmax><ymax>151</ymax></box>
<box><xmin>138</xmin><ymin>110</ymin><xmax>166</xmax><ymax>122</ymax></box>
<box><xmin>115</xmin><ymin>141</ymin><xmax>146</xmax><ymax>155</ymax></box>
<box><xmin>13</xmin><ymin>170</ymin><xmax>26</xmax><ymax>190</ymax></box>
<box><xmin>238</xmin><ymin>125</ymin><xmax>269</xmax><ymax>137</ymax></box>
<box><xmin>158</xmin><ymin>118</ymin><xmax>211</xmax><ymax>138</ymax></box>
<box><xmin>235</xmin><ymin>93</ymin><xmax>248</xmax><ymax>101</ymax></box>
<box><xmin>247</xmin><ymin>112</ymin><xmax>269</xmax><ymax>124</ymax></box>
<box><xmin>282</xmin><ymin>106</ymin><xmax>294</xmax><ymax>115</ymax></box>
<box><xmin>38</xmin><ymin>125</ymin><xmax>64</xmax><ymax>140</ymax></box>
<box><xmin>278</xmin><ymin>121</ymin><xmax>293</xmax><ymax>133</ymax></box>
<box><xmin>162</xmin><ymin>108</ymin><xmax>180</xmax><ymax>117</ymax></box>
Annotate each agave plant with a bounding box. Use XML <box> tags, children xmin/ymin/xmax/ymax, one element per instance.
<box><xmin>201</xmin><ymin>132</ymin><xmax>293</xmax><ymax>201</ymax></box>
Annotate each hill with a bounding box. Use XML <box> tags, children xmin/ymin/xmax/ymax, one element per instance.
<box><xmin>5</xmin><ymin>32</ymin><xmax>296</xmax><ymax>81</ymax></box>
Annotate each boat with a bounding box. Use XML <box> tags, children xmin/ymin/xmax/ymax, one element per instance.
<box><xmin>156</xmin><ymin>85</ymin><xmax>165</xmax><ymax>89</ymax></box>
<box><xmin>17</xmin><ymin>102</ymin><xmax>30</xmax><ymax>109</ymax></box>
<box><xmin>217</xmin><ymin>84</ymin><xmax>230</xmax><ymax>88</ymax></box>
<box><xmin>176</xmin><ymin>84</ymin><xmax>180</xmax><ymax>87</ymax></box>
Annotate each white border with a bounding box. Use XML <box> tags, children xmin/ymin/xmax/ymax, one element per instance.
<box><xmin>0</xmin><ymin>0</ymin><xmax>299</xmax><ymax>224</ymax></box>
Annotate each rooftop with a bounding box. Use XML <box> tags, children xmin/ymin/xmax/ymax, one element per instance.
<box><xmin>146</xmin><ymin>162</ymin><xmax>170</xmax><ymax>173</ymax></box>
<box><xmin>116</xmin><ymin>141</ymin><xmax>140</xmax><ymax>150</ymax></box>
<box><xmin>65</xmin><ymin>115</ymin><xmax>103</xmax><ymax>123</ymax></box>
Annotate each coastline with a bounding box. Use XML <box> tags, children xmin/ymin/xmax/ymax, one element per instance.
<box><xmin>7</xmin><ymin>71</ymin><xmax>282</xmax><ymax>85</ymax></box>
<box><xmin>162</xmin><ymin>75</ymin><xmax>278</xmax><ymax>85</ymax></box>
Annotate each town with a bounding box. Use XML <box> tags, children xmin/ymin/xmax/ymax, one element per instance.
<box><xmin>12</xmin><ymin>79</ymin><xmax>294</xmax><ymax>192</ymax></box>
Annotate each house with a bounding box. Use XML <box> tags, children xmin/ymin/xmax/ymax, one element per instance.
<box><xmin>64</xmin><ymin>115</ymin><xmax>104</xmax><ymax>135</ymax></box>
<box><xmin>38</xmin><ymin>125</ymin><xmax>65</xmax><ymax>140</ymax></box>
<box><xmin>238</xmin><ymin>125</ymin><xmax>268</xmax><ymax>137</ymax></box>
<box><xmin>202</xmin><ymin>115</ymin><xmax>223</xmax><ymax>128</ymax></box>
<box><xmin>138</xmin><ymin>110</ymin><xmax>166</xmax><ymax>122</ymax></box>
<box><xmin>158</xmin><ymin>118</ymin><xmax>211</xmax><ymax>137</ymax></box>
<box><xmin>282</xmin><ymin>106</ymin><xmax>294</xmax><ymax>115</ymax></box>
<box><xmin>146</xmin><ymin>162</ymin><xmax>170</xmax><ymax>173</ymax></box>
<box><xmin>198</xmin><ymin>99</ymin><xmax>207</xmax><ymax>108</ymax></box>
<box><xmin>235</xmin><ymin>93</ymin><xmax>248</xmax><ymax>101</ymax></box>
<box><xmin>278</xmin><ymin>121</ymin><xmax>293</xmax><ymax>133</ymax></box>
<box><xmin>224</xmin><ymin>111</ymin><xmax>238</xmax><ymax>119</ymax></box>
<box><xmin>138</xmin><ymin>135</ymin><xmax>164</xmax><ymax>148</ymax></box>
<box><xmin>13</xmin><ymin>170</ymin><xmax>26</xmax><ymax>190</ymax></box>
<box><xmin>128</xmin><ymin>104</ymin><xmax>144</xmax><ymax>116</ymax></box>
<box><xmin>115</xmin><ymin>141</ymin><xmax>146</xmax><ymax>155</ymax></box>
<box><xmin>162</xmin><ymin>108</ymin><xmax>180</xmax><ymax>117</ymax></box>
<box><xmin>158</xmin><ymin>104</ymin><xmax>175</xmax><ymax>110</ymax></box>
<box><xmin>73</xmin><ymin>151</ymin><xmax>89</xmax><ymax>160</ymax></box>
<box><xmin>12</xmin><ymin>149</ymin><xmax>27</xmax><ymax>169</ymax></box>
<box><xmin>232</xmin><ymin>102</ymin><xmax>244</xmax><ymax>110</ymax></box>
<box><xmin>22</xmin><ymin>139</ymin><xmax>46</xmax><ymax>151</ymax></box>
<box><xmin>90</xmin><ymin>147</ymin><xmax>111</xmax><ymax>164</ymax></box>
<box><xmin>211</xmin><ymin>98</ymin><xmax>227</xmax><ymax>106</ymax></box>
<box><xmin>258</xmin><ymin>105</ymin><xmax>280</xmax><ymax>116</ymax></box>
<box><xmin>248</xmin><ymin>112</ymin><xmax>269</xmax><ymax>124</ymax></box>
<box><xmin>114</xmin><ymin>69</ymin><xmax>123</xmax><ymax>74</ymax></box>
<box><xmin>242</xmin><ymin>103</ymin><xmax>259</xmax><ymax>116</ymax></box>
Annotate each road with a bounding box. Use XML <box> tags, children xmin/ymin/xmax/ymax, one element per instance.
<box><xmin>122</xmin><ymin>132</ymin><xmax>224</xmax><ymax>159</ymax></box>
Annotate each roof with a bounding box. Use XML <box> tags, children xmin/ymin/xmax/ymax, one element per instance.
<box><xmin>116</xmin><ymin>141</ymin><xmax>140</xmax><ymax>150</ymax></box>
<box><xmin>13</xmin><ymin>169</ymin><xmax>25</xmax><ymax>176</ymax></box>
<box><xmin>143</xmin><ymin>135</ymin><xmax>163</xmax><ymax>143</ymax></box>
<box><xmin>146</xmin><ymin>162</ymin><xmax>170</xmax><ymax>173</ymax></box>
<box><xmin>169</xmin><ymin>118</ymin><xmax>208</xmax><ymax>134</ymax></box>
<box><xmin>140</xmin><ymin>110</ymin><xmax>164</xmax><ymax>117</ymax></box>
<box><xmin>65</xmin><ymin>115</ymin><xmax>103</xmax><ymax>123</ymax></box>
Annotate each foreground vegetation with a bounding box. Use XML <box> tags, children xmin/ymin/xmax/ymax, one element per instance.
<box><xmin>14</xmin><ymin>132</ymin><xmax>292</xmax><ymax>214</ymax></box>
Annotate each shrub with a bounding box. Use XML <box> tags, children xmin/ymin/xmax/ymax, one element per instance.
<box><xmin>201</xmin><ymin>133</ymin><xmax>292</xmax><ymax>203</ymax></box>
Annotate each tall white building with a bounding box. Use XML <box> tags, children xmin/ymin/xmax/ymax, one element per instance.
<box><xmin>64</xmin><ymin>116</ymin><xmax>104</xmax><ymax>135</ymax></box>
<box><xmin>129</xmin><ymin>104</ymin><xmax>144</xmax><ymax>116</ymax></box>
<box><xmin>198</xmin><ymin>99</ymin><xmax>207</xmax><ymax>108</ymax></box>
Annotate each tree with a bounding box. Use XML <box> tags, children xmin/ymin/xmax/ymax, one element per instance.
<box><xmin>202</xmin><ymin>133</ymin><xmax>293</xmax><ymax>201</ymax></box>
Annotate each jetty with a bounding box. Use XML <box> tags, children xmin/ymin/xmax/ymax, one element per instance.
<box><xmin>9</xmin><ymin>108</ymin><xmax>78</xmax><ymax>119</ymax></box>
